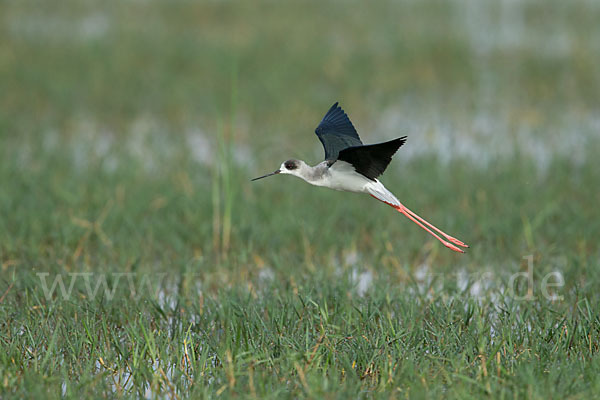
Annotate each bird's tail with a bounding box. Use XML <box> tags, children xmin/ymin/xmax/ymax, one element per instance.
<box><xmin>366</xmin><ymin>181</ymin><xmax>469</xmax><ymax>253</ymax></box>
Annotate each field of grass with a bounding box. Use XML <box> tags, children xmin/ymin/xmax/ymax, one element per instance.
<box><xmin>2</xmin><ymin>0</ymin><xmax>600</xmax><ymax>398</ymax></box>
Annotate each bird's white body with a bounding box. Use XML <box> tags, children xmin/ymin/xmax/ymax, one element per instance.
<box><xmin>278</xmin><ymin>160</ymin><xmax>401</xmax><ymax>206</ymax></box>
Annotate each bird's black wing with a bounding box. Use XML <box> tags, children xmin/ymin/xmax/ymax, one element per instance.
<box><xmin>315</xmin><ymin>102</ymin><xmax>363</xmax><ymax>161</ymax></box>
<box><xmin>336</xmin><ymin>137</ymin><xmax>407</xmax><ymax>180</ymax></box>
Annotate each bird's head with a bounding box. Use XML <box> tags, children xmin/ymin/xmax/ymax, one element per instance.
<box><xmin>251</xmin><ymin>159</ymin><xmax>305</xmax><ymax>181</ymax></box>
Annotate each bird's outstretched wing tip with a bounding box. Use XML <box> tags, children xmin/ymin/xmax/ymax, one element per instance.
<box><xmin>315</xmin><ymin>101</ymin><xmax>362</xmax><ymax>159</ymax></box>
<box><xmin>326</xmin><ymin>101</ymin><xmax>341</xmax><ymax>116</ymax></box>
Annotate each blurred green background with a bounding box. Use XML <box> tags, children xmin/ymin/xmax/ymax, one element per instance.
<box><xmin>1</xmin><ymin>0</ymin><xmax>600</xmax><ymax>397</ymax></box>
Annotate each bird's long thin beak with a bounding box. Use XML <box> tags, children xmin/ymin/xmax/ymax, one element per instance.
<box><xmin>251</xmin><ymin>170</ymin><xmax>280</xmax><ymax>181</ymax></box>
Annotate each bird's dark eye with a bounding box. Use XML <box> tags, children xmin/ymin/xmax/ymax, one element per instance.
<box><xmin>284</xmin><ymin>160</ymin><xmax>297</xmax><ymax>170</ymax></box>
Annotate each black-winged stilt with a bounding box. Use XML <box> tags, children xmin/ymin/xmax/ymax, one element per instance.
<box><xmin>252</xmin><ymin>102</ymin><xmax>469</xmax><ymax>253</ymax></box>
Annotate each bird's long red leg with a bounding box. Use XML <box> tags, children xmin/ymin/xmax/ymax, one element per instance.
<box><xmin>370</xmin><ymin>195</ymin><xmax>467</xmax><ymax>253</ymax></box>
<box><xmin>400</xmin><ymin>205</ymin><xmax>469</xmax><ymax>248</ymax></box>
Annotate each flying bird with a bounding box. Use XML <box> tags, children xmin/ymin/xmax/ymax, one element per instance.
<box><xmin>252</xmin><ymin>102</ymin><xmax>468</xmax><ymax>253</ymax></box>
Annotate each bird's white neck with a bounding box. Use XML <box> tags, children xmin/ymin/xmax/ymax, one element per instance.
<box><xmin>279</xmin><ymin>160</ymin><xmax>329</xmax><ymax>185</ymax></box>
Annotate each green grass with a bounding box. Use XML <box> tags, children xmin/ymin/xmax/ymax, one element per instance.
<box><xmin>1</xmin><ymin>0</ymin><xmax>600</xmax><ymax>398</ymax></box>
